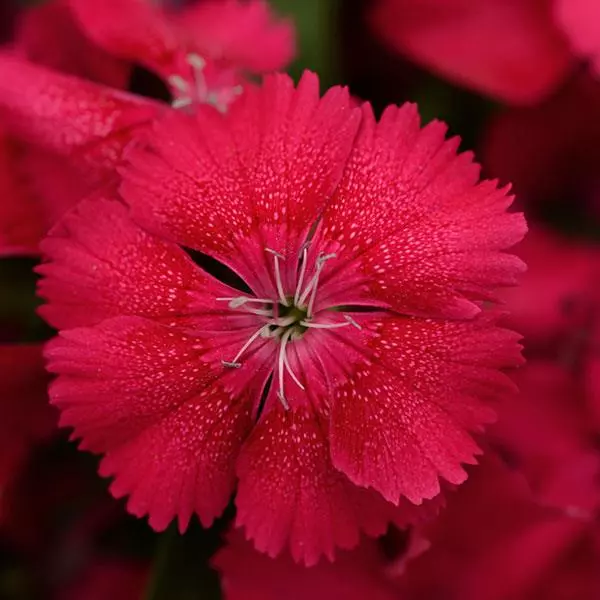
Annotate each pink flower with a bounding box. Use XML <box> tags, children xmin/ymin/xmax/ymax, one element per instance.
<box><xmin>370</xmin><ymin>0</ymin><xmax>600</xmax><ymax>105</ymax></box>
<box><xmin>396</xmin><ymin>456</ymin><xmax>600</xmax><ymax>600</ymax></box>
<box><xmin>491</xmin><ymin>361</ymin><xmax>600</xmax><ymax>515</ymax></box>
<box><xmin>369</xmin><ymin>0</ymin><xmax>573</xmax><ymax>104</ymax></box>
<box><xmin>214</xmin><ymin>530</ymin><xmax>400</xmax><ymax>600</ymax></box>
<box><xmin>40</xmin><ymin>72</ymin><xmax>525</xmax><ymax>564</ymax></box>
<box><xmin>67</xmin><ymin>0</ymin><xmax>295</xmax><ymax>112</ymax></box>
<box><xmin>499</xmin><ymin>228</ymin><xmax>600</xmax><ymax>427</ymax></box>
<box><xmin>555</xmin><ymin>0</ymin><xmax>600</xmax><ymax>77</ymax></box>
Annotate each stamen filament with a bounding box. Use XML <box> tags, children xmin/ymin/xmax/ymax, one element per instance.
<box><xmin>216</xmin><ymin>297</ymin><xmax>274</xmax><ymax>309</ymax></box>
<box><xmin>283</xmin><ymin>350</ymin><xmax>305</xmax><ymax>391</ymax></box>
<box><xmin>276</xmin><ymin>328</ymin><xmax>295</xmax><ymax>409</ymax></box>
<box><xmin>222</xmin><ymin>324</ymin><xmax>270</xmax><ymax>368</ymax></box>
<box><xmin>187</xmin><ymin>53</ymin><xmax>208</xmax><ymax>101</ymax></box>
<box><xmin>299</xmin><ymin>320</ymin><xmax>351</xmax><ymax>329</ymax></box>
<box><xmin>266</xmin><ymin>248</ymin><xmax>289</xmax><ymax>306</ymax></box>
<box><xmin>293</xmin><ymin>246</ymin><xmax>309</xmax><ymax>306</ymax></box>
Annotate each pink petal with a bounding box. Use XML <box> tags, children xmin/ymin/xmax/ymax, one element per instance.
<box><xmin>173</xmin><ymin>0</ymin><xmax>295</xmax><ymax>73</ymax></box>
<box><xmin>68</xmin><ymin>0</ymin><xmax>178</xmax><ymax>75</ymax></box>
<box><xmin>214</xmin><ymin>530</ymin><xmax>399</xmax><ymax>600</ymax></box>
<box><xmin>38</xmin><ymin>194</ymin><xmax>239</xmax><ymax>329</ymax></box>
<box><xmin>0</xmin><ymin>53</ymin><xmax>161</xmax><ymax>172</ymax></box>
<box><xmin>491</xmin><ymin>361</ymin><xmax>600</xmax><ymax>514</ymax></box>
<box><xmin>0</xmin><ymin>130</ymin><xmax>44</xmax><ymax>256</ymax></box>
<box><xmin>370</xmin><ymin>0</ymin><xmax>573</xmax><ymax>104</ymax></box>
<box><xmin>17</xmin><ymin>0</ymin><xmax>129</xmax><ymax>89</ymax></box>
<box><xmin>555</xmin><ymin>0</ymin><xmax>600</xmax><ymax>76</ymax></box>
<box><xmin>121</xmin><ymin>72</ymin><xmax>360</xmax><ymax>279</ymax></box>
<box><xmin>329</xmin><ymin>314</ymin><xmax>522</xmax><ymax>504</ymax></box>
<box><xmin>235</xmin><ymin>402</ymin><xmax>401</xmax><ymax>566</ymax></box>
<box><xmin>319</xmin><ymin>103</ymin><xmax>526</xmax><ymax>319</ymax></box>
<box><xmin>46</xmin><ymin>317</ymin><xmax>254</xmax><ymax>530</ymax></box>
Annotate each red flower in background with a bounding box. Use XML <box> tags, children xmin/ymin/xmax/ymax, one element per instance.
<box><xmin>0</xmin><ymin>0</ymin><xmax>294</xmax><ymax>252</ymax></box>
<box><xmin>68</xmin><ymin>0</ymin><xmax>295</xmax><ymax>112</ymax></box>
<box><xmin>214</xmin><ymin>531</ymin><xmax>400</xmax><ymax>600</ymax></box>
<box><xmin>555</xmin><ymin>0</ymin><xmax>600</xmax><ymax>76</ymax></box>
<box><xmin>396</xmin><ymin>456</ymin><xmax>600</xmax><ymax>600</ymax></box>
<box><xmin>483</xmin><ymin>73</ymin><xmax>600</xmax><ymax>222</ymax></box>
<box><xmin>370</xmin><ymin>0</ymin><xmax>600</xmax><ymax>105</ymax></box>
<box><xmin>500</xmin><ymin>228</ymin><xmax>600</xmax><ymax>424</ymax></box>
<box><xmin>39</xmin><ymin>72</ymin><xmax>525</xmax><ymax>564</ymax></box>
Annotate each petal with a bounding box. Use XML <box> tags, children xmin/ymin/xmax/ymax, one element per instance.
<box><xmin>490</xmin><ymin>361</ymin><xmax>600</xmax><ymax>514</ymax></box>
<box><xmin>555</xmin><ymin>0</ymin><xmax>600</xmax><ymax>76</ymax></box>
<box><xmin>68</xmin><ymin>0</ymin><xmax>178</xmax><ymax>74</ymax></box>
<box><xmin>120</xmin><ymin>71</ymin><xmax>360</xmax><ymax>287</ymax></box>
<box><xmin>0</xmin><ymin>130</ymin><xmax>45</xmax><ymax>256</ymax></box>
<box><xmin>17</xmin><ymin>0</ymin><xmax>129</xmax><ymax>89</ymax></box>
<box><xmin>329</xmin><ymin>314</ymin><xmax>523</xmax><ymax>504</ymax></box>
<box><xmin>46</xmin><ymin>317</ymin><xmax>254</xmax><ymax>530</ymax></box>
<box><xmin>370</xmin><ymin>0</ymin><xmax>572</xmax><ymax>104</ymax></box>
<box><xmin>0</xmin><ymin>53</ymin><xmax>161</xmax><ymax>172</ymax></box>
<box><xmin>174</xmin><ymin>0</ymin><xmax>295</xmax><ymax>73</ymax></box>
<box><xmin>318</xmin><ymin>103</ymin><xmax>526</xmax><ymax>319</ymax></box>
<box><xmin>235</xmin><ymin>402</ymin><xmax>402</xmax><ymax>565</ymax></box>
<box><xmin>214</xmin><ymin>531</ymin><xmax>399</xmax><ymax>600</ymax></box>
<box><xmin>38</xmin><ymin>194</ymin><xmax>241</xmax><ymax>329</ymax></box>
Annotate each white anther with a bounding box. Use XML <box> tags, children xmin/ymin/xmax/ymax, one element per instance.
<box><xmin>344</xmin><ymin>315</ymin><xmax>362</xmax><ymax>330</ymax></box>
<box><xmin>265</xmin><ymin>248</ymin><xmax>289</xmax><ymax>307</ymax></box>
<box><xmin>168</xmin><ymin>75</ymin><xmax>190</xmax><ymax>93</ymax></box>
<box><xmin>222</xmin><ymin>360</ymin><xmax>241</xmax><ymax>368</ymax></box>
<box><xmin>172</xmin><ymin>97</ymin><xmax>193</xmax><ymax>110</ymax></box>
<box><xmin>222</xmin><ymin>324</ymin><xmax>270</xmax><ymax>369</ymax></box>
<box><xmin>187</xmin><ymin>53</ymin><xmax>206</xmax><ymax>70</ymax></box>
<box><xmin>277</xmin><ymin>390</ymin><xmax>290</xmax><ymax>411</ymax></box>
<box><xmin>217</xmin><ymin>296</ymin><xmax>274</xmax><ymax>309</ymax></box>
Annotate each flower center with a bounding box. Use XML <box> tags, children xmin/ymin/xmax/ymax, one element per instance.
<box><xmin>217</xmin><ymin>246</ymin><xmax>360</xmax><ymax>409</ymax></box>
<box><xmin>168</xmin><ymin>53</ymin><xmax>243</xmax><ymax>113</ymax></box>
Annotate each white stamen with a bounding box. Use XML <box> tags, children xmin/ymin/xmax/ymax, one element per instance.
<box><xmin>187</xmin><ymin>53</ymin><xmax>208</xmax><ymax>101</ymax></box>
<box><xmin>222</xmin><ymin>324</ymin><xmax>270</xmax><ymax>368</ymax></box>
<box><xmin>168</xmin><ymin>75</ymin><xmax>190</xmax><ymax>93</ymax></box>
<box><xmin>265</xmin><ymin>248</ymin><xmax>289</xmax><ymax>306</ymax></box>
<box><xmin>276</xmin><ymin>328</ymin><xmax>295</xmax><ymax>409</ymax></box>
<box><xmin>303</xmin><ymin>253</ymin><xmax>337</xmax><ymax>318</ymax></box>
<box><xmin>216</xmin><ymin>297</ymin><xmax>274</xmax><ymax>309</ymax></box>
<box><xmin>297</xmin><ymin>253</ymin><xmax>337</xmax><ymax>309</ymax></box>
<box><xmin>344</xmin><ymin>314</ymin><xmax>362</xmax><ymax>330</ymax></box>
<box><xmin>293</xmin><ymin>246</ymin><xmax>309</xmax><ymax>306</ymax></box>
<box><xmin>187</xmin><ymin>53</ymin><xmax>206</xmax><ymax>70</ymax></box>
<box><xmin>299</xmin><ymin>320</ymin><xmax>351</xmax><ymax>329</ymax></box>
<box><xmin>172</xmin><ymin>97</ymin><xmax>193</xmax><ymax>110</ymax></box>
<box><xmin>284</xmin><ymin>350</ymin><xmax>305</xmax><ymax>391</ymax></box>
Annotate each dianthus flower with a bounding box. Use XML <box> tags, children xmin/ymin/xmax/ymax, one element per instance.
<box><xmin>397</xmin><ymin>456</ymin><xmax>600</xmax><ymax>600</ymax></box>
<box><xmin>214</xmin><ymin>530</ymin><xmax>401</xmax><ymax>600</ymax></box>
<box><xmin>40</xmin><ymin>72</ymin><xmax>526</xmax><ymax>564</ymax></box>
